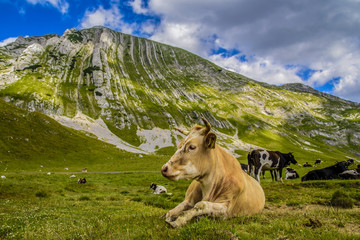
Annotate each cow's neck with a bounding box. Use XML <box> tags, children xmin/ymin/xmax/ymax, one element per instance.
<box><xmin>197</xmin><ymin>148</ymin><xmax>226</xmax><ymax>199</ymax></box>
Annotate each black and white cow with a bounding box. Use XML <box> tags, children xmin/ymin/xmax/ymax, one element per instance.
<box><xmin>248</xmin><ymin>149</ymin><xmax>297</xmax><ymax>182</ymax></box>
<box><xmin>150</xmin><ymin>183</ymin><xmax>172</xmax><ymax>195</ymax></box>
<box><xmin>301</xmin><ymin>160</ymin><xmax>354</xmax><ymax>181</ymax></box>
<box><xmin>314</xmin><ymin>159</ymin><xmax>324</xmax><ymax>167</ymax></box>
<box><xmin>303</xmin><ymin>162</ymin><xmax>312</xmax><ymax>167</ymax></box>
<box><xmin>77</xmin><ymin>178</ymin><xmax>86</xmax><ymax>184</ymax></box>
<box><xmin>339</xmin><ymin>169</ymin><xmax>360</xmax><ymax>179</ymax></box>
<box><xmin>285</xmin><ymin>167</ymin><xmax>299</xmax><ymax>179</ymax></box>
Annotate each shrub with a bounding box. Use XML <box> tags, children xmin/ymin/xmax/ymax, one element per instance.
<box><xmin>83</xmin><ymin>66</ymin><xmax>101</xmax><ymax>75</ymax></box>
<box><xmin>23</xmin><ymin>64</ymin><xmax>42</xmax><ymax>72</ymax></box>
<box><xmin>330</xmin><ymin>190</ymin><xmax>354</xmax><ymax>208</ymax></box>
<box><xmin>35</xmin><ymin>191</ymin><xmax>48</xmax><ymax>198</ymax></box>
<box><xmin>79</xmin><ymin>196</ymin><xmax>90</xmax><ymax>201</ymax></box>
<box><xmin>67</xmin><ymin>31</ymin><xmax>83</xmax><ymax>43</ymax></box>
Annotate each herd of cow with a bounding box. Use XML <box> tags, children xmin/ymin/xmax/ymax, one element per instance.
<box><xmin>242</xmin><ymin>149</ymin><xmax>359</xmax><ymax>182</ymax></box>
<box><xmin>159</xmin><ymin>118</ymin><xmax>359</xmax><ymax>227</ymax></box>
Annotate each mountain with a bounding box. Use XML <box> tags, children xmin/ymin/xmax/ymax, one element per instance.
<box><xmin>0</xmin><ymin>26</ymin><xmax>359</xmax><ymax>168</ymax></box>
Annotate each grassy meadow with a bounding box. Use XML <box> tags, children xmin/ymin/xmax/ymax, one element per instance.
<box><xmin>1</xmin><ymin>98</ymin><xmax>360</xmax><ymax>239</ymax></box>
<box><xmin>1</xmin><ymin>167</ymin><xmax>360</xmax><ymax>239</ymax></box>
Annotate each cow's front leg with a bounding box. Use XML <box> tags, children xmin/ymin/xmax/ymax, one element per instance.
<box><xmin>165</xmin><ymin>201</ymin><xmax>193</xmax><ymax>222</ymax></box>
<box><xmin>167</xmin><ymin>201</ymin><xmax>228</xmax><ymax>228</ymax></box>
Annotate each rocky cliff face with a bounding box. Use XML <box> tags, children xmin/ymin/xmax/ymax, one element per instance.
<box><xmin>0</xmin><ymin>27</ymin><xmax>359</xmax><ymax>158</ymax></box>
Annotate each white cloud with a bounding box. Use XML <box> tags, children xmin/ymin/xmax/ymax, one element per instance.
<box><xmin>129</xmin><ymin>0</ymin><xmax>148</xmax><ymax>14</ymax></box>
<box><xmin>0</xmin><ymin>37</ymin><xmax>18</xmax><ymax>47</ymax></box>
<box><xmin>26</xmin><ymin>0</ymin><xmax>69</xmax><ymax>14</ymax></box>
<box><xmin>140</xmin><ymin>20</ymin><xmax>156</xmax><ymax>35</ymax></box>
<box><xmin>79</xmin><ymin>5</ymin><xmax>142</xmax><ymax>35</ymax></box>
<box><xmin>209</xmin><ymin>54</ymin><xmax>303</xmax><ymax>85</ymax></box>
<box><xmin>144</xmin><ymin>0</ymin><xmax>360</xmax><ymax>102</ymax></box>
<box><xmin>150</xmin><ymin>22</ymin><xmax>208</xmax><ymax>55</ymax></box>
<box><xmin>79</xmin><ymin>5</ymin><xmax>122</xmax><ymax>30</ymax></box>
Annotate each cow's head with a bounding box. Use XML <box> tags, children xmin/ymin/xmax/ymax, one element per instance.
<box><xmin>289</xmin><ymin>152</ymin><xmax>297</xmax><ymax>164</ymax></box>
<box><xmin>335</xmin><ymin>161</ymin><xmax>351</xmax><ymax>172</ymax></box>
<box><xmin>161</xmin><ymin>118</ymin><xmax>217</xmax><ymax>181</ymax></box>
<box><xmin>150</xmin><ymin>183</ymin><xmax>157</xmax><ymax>190</ymax></box>
<box><xmin>281</xmin><ymin>152</ymin><xmax>297</xmax><ymax>167</ymax></box>
<box><xmin>346</xmin><ymin>159</ymin><xmax>355</xmax><ymax>165</ymax></box>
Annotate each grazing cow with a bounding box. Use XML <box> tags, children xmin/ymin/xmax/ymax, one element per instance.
<box><xmin>303</xmin><ymin>162</ymin><xmax>312</xmax><ymax>167</ymax></box>
<box><xmin>161</xmin><ymin>118</ymin><xmax>265</xmax><ymax>228</ymax></box>
<box><xmin>301</xmin><ymin>160</ymin><xmax>353</xmax><ymax>181</ymax></box>
<box><xmin>77</xmin><ymin>178</ymin><xmax>86</xmax><ymax>184</ymax></box>
<box><xmin>150</xmin><ymin>183</ymin><xmax>172</xmax><ymax>195</ymax></box>
<box><xmin>285</xmin><ymin>167</ymin><xmax>299</xmax><ymax>179</ymax></box>
<box><xmin>247</xmin><ymin>149</ymin><xmax>297</xmax><ymax>182</ymax></box>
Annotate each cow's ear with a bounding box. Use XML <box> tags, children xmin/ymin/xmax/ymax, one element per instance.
<box><xmin>205</xmin><ymin>133</ymin><xmax>217</xmax><ymax>149</ymax></box>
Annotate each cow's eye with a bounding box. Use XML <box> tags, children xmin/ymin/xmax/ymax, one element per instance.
<box><xmin>189</xmin><ymin>145</ymin><xmax>196</xmax><ymax>150</ymax></box>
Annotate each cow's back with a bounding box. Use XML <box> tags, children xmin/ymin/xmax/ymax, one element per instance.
<box><xmin>302</xmin><ymin>166</ymin><xmax>339</xmax><ymax>181</ymax></box>
<box><xmin>302</xmin><ymin>170</ymin><xmax>320</xmax><ymax>181</ymax></box>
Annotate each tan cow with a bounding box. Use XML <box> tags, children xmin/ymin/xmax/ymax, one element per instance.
<box><xmin>161</xmin><ymin>118</ymin><xmax>265</xmax><ymax>228</ymax></box>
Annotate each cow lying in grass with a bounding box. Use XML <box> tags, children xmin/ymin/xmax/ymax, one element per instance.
<box><xmin>301</xmin><ymin>159</ymin><xmax>354</xmax><ymax>181</ymax></box>
<box><xmin>161</xmin><ymin>118</ymin><xmax>265</xmax><ymax>228</ymax></box>
<box><xmin>150</xmin><ymin>183</ymin><xmax>172</xmax><ymax>195</ymax></box>
<box><xmin>285</xmin><ymin>167</ymin><xmax>299</xmax><ymax>179</ymax></box>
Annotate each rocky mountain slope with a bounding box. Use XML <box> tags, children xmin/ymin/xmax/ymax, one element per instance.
<box><xmin>0</xmin><ymin>26</ymin><xmax>359</xmax><ymax>162</ymax></box>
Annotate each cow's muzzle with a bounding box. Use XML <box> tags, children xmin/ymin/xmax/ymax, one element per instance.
<box><xmin>161</xmin><ymin>164</ymin><xmax>168</xmax><ymax>176</ymax></box>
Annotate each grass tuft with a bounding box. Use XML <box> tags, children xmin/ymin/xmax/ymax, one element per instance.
<box><xmin>330</xmin><ymin>190</ymin><xmax>354</xmax><ymax>208</ymax></box>
<box><xmin>35</xmin><ymin>191</ymin><xmax>48</xmax><ymax>198</ymax></box>
<box><xmin>79</xmin><ymin>196</ymin><xmax>91</xmax><ymax>201</ymax></box>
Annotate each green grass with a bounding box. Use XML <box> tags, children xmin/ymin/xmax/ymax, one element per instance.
<box><xmin>0</xmin><ymin>173</ymin><xmax>359</xmax><ymax>239</ymax></box>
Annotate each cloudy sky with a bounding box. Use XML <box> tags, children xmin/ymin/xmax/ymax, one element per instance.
<box><xmin>1</xmin><ymin>0</ymin><xmax>360</xmax><ymax>102</ymax></box>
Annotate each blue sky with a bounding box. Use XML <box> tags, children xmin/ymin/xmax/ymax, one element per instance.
<box><xmin>1</xmin><ymin>0</ymin><xmax>360</xmax><ymax>102</ymax></box>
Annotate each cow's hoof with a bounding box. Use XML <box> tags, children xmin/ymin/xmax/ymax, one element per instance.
<box><xmin>166</xmin><ymin>220</ymin><xmax>179</xmax><ymax>228</ymax></box>
<box><xmin>165</xmin><ymin>218</ymin><xmax>179</xmax><ymax>228</ymax></box>
<box><xmin>166</xmin><ymin>217</ymin><xmax>186</xmax><ymax>228</ymax></box>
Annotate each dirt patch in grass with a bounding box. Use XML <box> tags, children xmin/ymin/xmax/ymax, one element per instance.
<box><xmin>263</xmin><ymin>204</ymin><xmax>360</xmax><ymax>236</ymax></box>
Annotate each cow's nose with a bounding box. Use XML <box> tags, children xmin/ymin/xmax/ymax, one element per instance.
<box><xmin>161</xmin><ymin>165</ymin><xmax>168</xmax><ymax>175</ymax></box>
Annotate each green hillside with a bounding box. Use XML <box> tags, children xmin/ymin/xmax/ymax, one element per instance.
<box><xmin>0</xmin><ymin>98</ymin><xmax>166</xmax><ymax>172</ymax></box>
